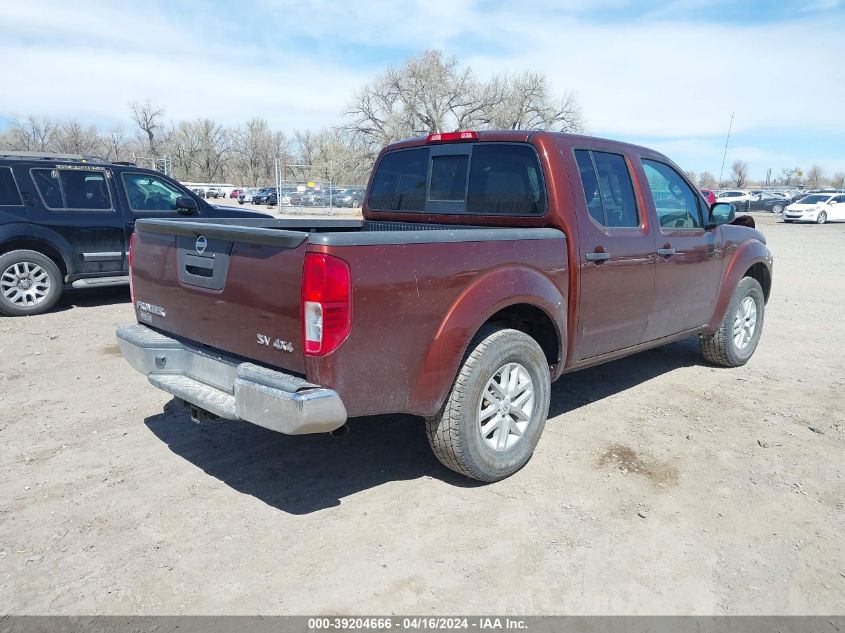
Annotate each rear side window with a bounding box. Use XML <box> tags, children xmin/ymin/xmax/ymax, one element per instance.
<box><xmin>368</xmin><ymin>143</ymin><xmax>546</xmax><ymax>215</ymax></box>
<box><xmin>574</xmin><ymin>149</ymin><xmax>639</xmax><ymax>228</ymax></box>
<box><xmin>0</xmin><ymin>167</ymin><xmax>22</xmax><ymax>206</ymax></box>
<box><xmin>368</xmin><ymin>148</ymin><xmax>429</xmax><ymax>211</ymax></box>
<box><xmin>31</xmin><ymin>168</ymin><xmax>112</xmax><ymax>210</ymax></box>
<box><xmin>466</xmin><ymin>144</ymin><xmax>545</xmax><ymax>215</ymax></box>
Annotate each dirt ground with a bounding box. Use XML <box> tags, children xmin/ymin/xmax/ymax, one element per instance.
<box><xmin>1</xmin><ymin>213</ymin><xmax>843</xmax><ymax>615</ymax></box>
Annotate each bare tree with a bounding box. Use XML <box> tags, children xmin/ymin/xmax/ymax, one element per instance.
<box><xmin>484</xmin><ymin>71</ymin><xmax>582</xmax><ymax>132</ymax></box>
<box><xmin>1</xmin><ymin>116</ymin><xmax>59</xmax><ymax>151</ymax></box>
<box><xmin>54</xmin><ymin>120</ymin><xmax>100</xmax><ymax>155</ymax></box>
<box><xmin>99</xmin><ymin>126</ymin><xmax>131</xmax><ymax>161</ymax></box>
<box><xmin>731</xmin><ymin>160</ymin><xmax>749</xmax><ymax>188</ymax></box>
<box><xmin>345</xmin><ymin>49</ymin><xmax>582</xmax><ymax>156</ymax></box>
<box><xmin>230</xmin><ymin>117</ymin><xmax>290</xmax><ymax>186</ymax></box>
<box><xmin>805</xmin><ymin>164</ymin><xmax>826</xmax><ymax>189</ymax></box>
<box><xmin>831</xmin><ymin>171</ymin><xmax>845</xmax><ymax>188</ymax></box>
<box><xmin>685</xmin><ymin>170</ymin><xmax>698</xmax><ymax>187</ymax></box>
<box><xmin>779</xmin><ymin>166</ymin><xmax>800</xmax><ymax>186</ymax></box>
<box><xmin>130</xmin><ymin>100</ymin><xmax>166</xmax><ymax>158</ymax></box>
<box><xmin>698</xmin><ymin>171</ymin><xmax>717</xmax><ymax>189</ymax></box>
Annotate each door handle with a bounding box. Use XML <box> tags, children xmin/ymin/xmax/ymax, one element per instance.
<box><xmin>657</xmin><ymin>248</ymin><xmax>676</xmax><ymax>256</ymax></box>
<box><xmin>585</xmin><ymin>251</ymin><xmax>610</xmax><ymax>262</ymax></box>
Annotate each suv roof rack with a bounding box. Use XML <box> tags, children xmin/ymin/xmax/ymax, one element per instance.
<box><xmin>0</xmin><ymin>150</ymin><xmax>109</xmax><ymax>164</ymax></box>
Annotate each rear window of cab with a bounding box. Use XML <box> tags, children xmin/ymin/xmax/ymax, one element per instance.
<box><xmin>368</xmin><ymin>143</ymin><xmax>547</xmax><ymax>216</ymax></box>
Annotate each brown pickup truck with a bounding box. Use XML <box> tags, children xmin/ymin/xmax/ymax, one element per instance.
<box><xmin>117</xmin><ymin>130</ymin><xmax>773</xmax><ymax>482</ymax></box>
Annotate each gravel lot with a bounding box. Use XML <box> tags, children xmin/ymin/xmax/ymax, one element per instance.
<box><xmin>1</xmin><ymin>213</ymin><xmax>843</xmax><ymax>615</ymax></box>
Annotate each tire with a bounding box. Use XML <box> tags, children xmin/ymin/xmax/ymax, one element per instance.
<box><xmin>783</xmin><ymin>219</ymin><xmax>793</xmax><ymax>223</ymax></box>
<box><xmin>0</xmin><ymin>250</ymin><xmax>63</xmax><ymax>317</ymax></box>
<box><xmin>425</xmin><ymin>326</ymin><xmax>551</xmax><ymax>482</ymax></box>
<box><xmin>772</xmin><ymin>204</ymin><xmax>783</xmax><ymax>214</ymax></box>
<box><xmin>817</xmin><ymin>211</ymin><xmax>827</xmax><ymax>224</ymax></box>
<box><xmin>699</xmin><ymin>277</ymin><xmax>765</xmax><ymax>367</ymax></box>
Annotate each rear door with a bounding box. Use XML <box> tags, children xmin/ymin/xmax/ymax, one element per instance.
<box><xmin>569</xmin><ymin>148</ymin><xmax>656</xmax><ymax>361</ymax></box>
<box><xmin>17</xmin><ymin>164</ymin><xmax>126</xmax><ymax>275</ymax></box>
<box><xmin>636</xmin><ymin>158</ymin><xmax>722</xmax><ymax>339</ymax></box>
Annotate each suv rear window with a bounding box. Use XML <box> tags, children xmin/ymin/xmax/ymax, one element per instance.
<box><xmin>0</xmin><ymin>167</ymin><xmax>22</xmax><ymax>206</ymax></box>
<box><xmin>31</xmin><ymin>168</ymin><xmax>112</xmax><ymax>210</ymax></box>
<box><xmin>368</xmin><ymin>143</ymin><xmax>546</xmax><ymax>216</ymax></box>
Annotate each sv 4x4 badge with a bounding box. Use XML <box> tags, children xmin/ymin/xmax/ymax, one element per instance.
<box><xmin>257</xmin><ymin>333</ymin><xmax>294</xmax><ymax>353</ymax></box>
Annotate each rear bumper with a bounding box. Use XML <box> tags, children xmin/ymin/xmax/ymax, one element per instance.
<box><xmin>116</xmin><ymin>323</ymin><xmax>347</xmax><ymax>434</ymax></box>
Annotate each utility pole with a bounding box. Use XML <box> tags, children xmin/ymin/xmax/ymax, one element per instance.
<box><xmin>718</xmin><ymin>112</ymin><xmax>734</xmax><ymax>187</ymax></box>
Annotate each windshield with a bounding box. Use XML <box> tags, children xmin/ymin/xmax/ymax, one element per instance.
<box><xmin>797</xmin><ymin>194</ymin><xmax>831</xmax><ymax>204</ymax></box>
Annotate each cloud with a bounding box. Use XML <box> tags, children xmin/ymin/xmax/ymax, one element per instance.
<box><xmin>1</xmin><ymin>0</ymin><xmax>843</xmax><ymax>178</ymax></box>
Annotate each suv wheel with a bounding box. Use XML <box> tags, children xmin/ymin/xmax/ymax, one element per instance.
<box><xmin>699</xmin><ymin>276</ymin><xmax>765</xmax><ymax>367</ymax></box>
<box><xmin>0</xmin><ymin>250</ymin><xmax>63</xmax><ymax>316</ymax></box>
<box><xmin>425</xmin><ymin>326</ymin><xmax>551</xmax><ymax>482</ymax></box>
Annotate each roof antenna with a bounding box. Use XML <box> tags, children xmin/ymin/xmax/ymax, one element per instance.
<box><xmin>718</xmin><ymin>111</ymin><xmax>734</xmax><ymax>187</ymax></box>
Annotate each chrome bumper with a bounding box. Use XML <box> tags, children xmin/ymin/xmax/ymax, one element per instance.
<box><xmin>116</xmin><ymin>324</ymin><xmax>347</xmax><ymax>434</ymax></box>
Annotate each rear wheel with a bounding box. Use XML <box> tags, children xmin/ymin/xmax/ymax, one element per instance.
<box><xmin>699</xmin><ymin>277</ymin><xmax>764</xmax><ymax>367</ymax></box>
<box><xmin>772</xmin><ymin>203</ymin><xmax>783</xmax><ymax>214</ymax></box>
<box><xmin>0</xmin><ymin>250</ymin><xmax>63</xmax><ymax>316</ymax></box>
<box><xmin>817</xmin><ymin>211</ymin><xmax>827</xmax><ymax>224</ymax></box>
<box><xmin>425</xmin><ymin>326</ymin><xmax>551</xmax><ymax>482</ymax></box>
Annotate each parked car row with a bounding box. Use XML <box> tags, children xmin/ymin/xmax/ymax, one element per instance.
<box><xmin>236</xmin><ymin>186</ymin><xmax>366</xmax><ymax>207</ymax></box>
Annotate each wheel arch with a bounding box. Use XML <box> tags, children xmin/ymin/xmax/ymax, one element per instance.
<box><xmin>0</xmin><ymin>226</ymin><xmax>74</xmax><ymax>280</ymax></box>
<box><xmin>707</xmin><ymin>239</ymin><xmax>772</xmax><ymax>331</ymax></box>
<box><xmin>410</xmin><ymin>264</ymin><xmax>567</xmax><ymax>417</ymax></box>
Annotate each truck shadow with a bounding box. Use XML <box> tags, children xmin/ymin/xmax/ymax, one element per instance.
<box><xmin>144</xmin><ymin>404</ymin><xmax>476</xmax><ymax>515</ymax></box>
<box><xmin>547</xmin><ymin>337</ymin><xmax>701</xmax><ymax>418</ymax></box>
<box><xmin>144</xmin><ymin>337</ymin><xmax>701</xmax><ymax>514</ymax></box>
<box><xmin>53</xmin><ymin>287</ymin><xmax>130</xmax><ymax>312</ymax></box>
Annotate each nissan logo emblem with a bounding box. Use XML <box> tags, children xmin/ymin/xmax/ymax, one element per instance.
<box><xmin>195</xmin><ymin>235</ymin><xmax>208</xmax><ymax>254</ymax></box>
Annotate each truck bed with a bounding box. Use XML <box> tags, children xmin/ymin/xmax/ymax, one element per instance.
<box><xmin>130</xmin><ymin>217</ymin><xmax>568</xmax><ymax>417</ymax></box>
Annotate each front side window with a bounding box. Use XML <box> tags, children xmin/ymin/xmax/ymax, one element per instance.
<box><xmin>0</xmin><ymin>167</ymin><xmax>22</xmax><ymax>206</ymax></box>
<box><xmin>642</xmin><ymin>160</ymin><xmax>703</xmax><ymax>229</ymax></box>
<box><xmin>574</xmin><ymin>149</ymin><xmax>639</xmax><ymax>228</ymax></box>
<box><xmin>31</xmin><ymin>168</ymin><xmax>112</xmax><ymax>210</ymax></box>
<box><xmin>122</xmin><ymin>173</ymin><xmax>185</xmax><ymax>212</ymax></box>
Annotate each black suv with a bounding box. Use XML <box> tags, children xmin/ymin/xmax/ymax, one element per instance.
<box><xmin>0</xmin><ymin>151</ymin><xmax>268</xmax><ymax>316</ymax></box>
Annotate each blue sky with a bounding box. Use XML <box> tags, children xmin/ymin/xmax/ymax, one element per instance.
<box><xmin>1</xmin><ymin>0</ymin><xmax>843</xmax><ymax>181</ymax></box>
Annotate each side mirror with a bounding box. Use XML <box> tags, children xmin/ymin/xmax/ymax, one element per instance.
<box><xmin>829</xmin><ymin>200</ymin><xmax>838</xmax><ymax>204</ymax></box>
<box><xmin>175</xmin><ymin>195</ymin><xmax>198</xmax><ymax>215</ymax></box>
<box><xmin>708</xmin><ymin>202</ymin><xmax>735</xmax><ymax>227</ymax></box>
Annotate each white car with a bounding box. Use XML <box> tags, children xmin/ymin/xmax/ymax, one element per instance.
<box><xmin>783</xmin><ymin>193</ymin><xmax>845</xmax><ymax>224</ymax></box>
<box><xmin>716</xmin><ymin>190</ymin><xmax>755</xmax><ymax>204</ymax></box>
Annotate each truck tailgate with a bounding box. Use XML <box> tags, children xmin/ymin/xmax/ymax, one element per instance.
<box><xmin>131</xmin><ymin>219</ymin><xmax>309</xmax><ymax>375</ymax></box>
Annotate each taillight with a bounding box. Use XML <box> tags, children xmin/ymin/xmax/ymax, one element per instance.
<box><xmin>128</xmin><ymin>231</ymin><xmax>136</xmax><ymax>305</ymax></box>
<box><xmin>427</xmin><ymin>131</ymin><xmax>478</xmax><ymax>143</ymax></box>
<box><xmin>302</xmin><ymin>253</ymin><xmax>351</xmax><ymax>356</ymax></box>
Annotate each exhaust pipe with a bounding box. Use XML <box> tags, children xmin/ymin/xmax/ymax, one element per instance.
<box><xmin>330</xmin><ymin>424</ymin><xmax>350</xmax><ymax>438</ymax></box>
